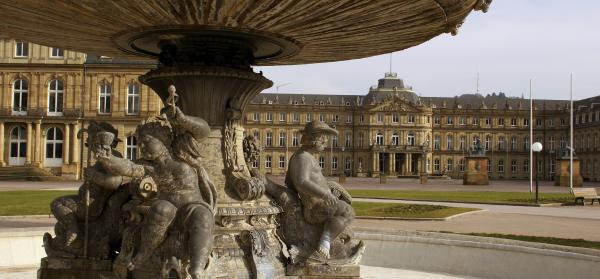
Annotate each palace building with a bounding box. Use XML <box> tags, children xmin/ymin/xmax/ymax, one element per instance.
<box><xmin>1</xmin><ymin>38</ymin><xmax>598</xmax><ymax>182</ymax></box>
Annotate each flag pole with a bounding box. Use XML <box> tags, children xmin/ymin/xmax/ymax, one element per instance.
<box><xmin>529</xmin><ymin>79</ymin><xmax>533</xmax><ymax>193</ymax></box>
<box><xmin>570</xmin><ymin>74</ymin><xmax>574</xmax><ymax>192</ymax></box>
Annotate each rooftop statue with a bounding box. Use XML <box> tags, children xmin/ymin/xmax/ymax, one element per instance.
<box><xmin>264</xmin><ymin>121</ymin><xmax>364</xmax><ymax>273</ymax></box>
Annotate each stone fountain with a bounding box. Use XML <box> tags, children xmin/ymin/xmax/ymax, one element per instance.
<box><xmin>0</xmin><ymin>1</ymin><xmax>491</xmax><ymax>278</ymax></box>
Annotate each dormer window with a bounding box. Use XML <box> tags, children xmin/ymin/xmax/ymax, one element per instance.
<box><xmin>15</xmin><ymin>41</ymin><xmax>29</xmax><ymax>57</ymax></box>
<box><xmin>50</xmin><ymin>48</ymin><xmax>64</xmax><ymax>58</ymax></box>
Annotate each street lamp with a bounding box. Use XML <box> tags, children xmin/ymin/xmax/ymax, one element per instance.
<box><xmin>532</xmin><ymin>142</ymin><xmax>543</xmax><ymax>203</ymax></box>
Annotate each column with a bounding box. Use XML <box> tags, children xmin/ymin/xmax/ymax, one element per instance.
<box><xmin>372</xmin><ymin>153</ymin><xmax>378</xmax><ymax>173</ymax></box>
<box><xmin>408</xmin><ymin>153</ymin><xmax>413</xmax><ymax>174</ymax></box>
<box><xmin>71</xmin><ymin>123</ymin><xmax>80</xmax><ymax>164</ymax></box>
<box><xmin>64</xmin><ymin>123</ymin><xmax>70</xmax><ymax>165</ymax></box>
<box><xmin>34</xmin><ymin>121</ymin><xmax>41</xmax><ymax>166</ymax></box>
<box><xmin>25</xmin><ymin>122</ymin><xmax>32</xmax><ymax>165</ymax></box>
<box><xmin>0</xmin><ymin>122</ymin><xmax>4</xmax><ymax>166</ymax></box>
<box><xmin>404</xmin><ymin>153</ymin><xmax>409</xmax><ymax>175</ymax></box>
<box><xmin>390</xmin><ymin>153</ymin><xmax>396</xmax><ymax>174</ymax></box>
<box><xmin>387</xmin><ymin>153</ymin><xmax>393</xmax><ymax>175</ymax></box>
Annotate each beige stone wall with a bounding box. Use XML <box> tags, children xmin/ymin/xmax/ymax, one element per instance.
<box><xmin>0</xmin><ymin>38</ymin><xmax>85</xmax><ymax>64</ymax></box>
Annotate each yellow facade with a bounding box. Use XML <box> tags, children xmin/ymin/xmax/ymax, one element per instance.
<box><xmin>1</xmin><ymin>39</ymin><xmax>599</xmax><ymax>182</ymax></box>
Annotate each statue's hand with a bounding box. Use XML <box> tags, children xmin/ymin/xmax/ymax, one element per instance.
<box><xmin>323</xmin><ymin>192</ymin><xmax>338</xmax><ymax>208</ymax></box>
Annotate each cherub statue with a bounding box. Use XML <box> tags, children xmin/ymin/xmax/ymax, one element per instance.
<box><xmin>98</xmin><ymin>86</ymin><xmax>217</xmax><ymax>278</ymax></box>
<box><xmin>265</xmin><ymin>121</ymin><xmax>364</xmax><ymax>267</ymax></box>
<box><xmin>44</xmin><ymin>122</ymin><xmax>131</xmax><ymax>259</ymax></box>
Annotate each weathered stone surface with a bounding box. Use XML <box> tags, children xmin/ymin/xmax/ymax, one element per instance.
<box><xmin>554</xmin><ymin>158</ymin><xmax>583</xmax><ymax>187</ymax></box>
<box><xmin>463</xmin><ymin>156</ymin><xmax>489</xmax><ymax>185</ymax></box>
<box><xmin>38</xmin><ymin>258</ymin><xmax>113</xmax><ymax>279</ymax></box>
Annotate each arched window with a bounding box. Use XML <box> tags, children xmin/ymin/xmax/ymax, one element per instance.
<box><xmin>99</xmin><ymin>82</ymin><xmax>112</xmax><ymax>114</ymax></box>
<box><xmin>9</xmin><ymin>126</ymin><xmax>27</xmax><ymax>166</ymax></box>
<box><xmin>391</xmin><ymin>133</ymin><xmax>399</xmax><ymax>146</ymax></box>
<box><xmin>485</xmin><ymin>136</ymin><xmax>491</xmax><ymax>151</ymax></box>
<box><xmin>127</xmin><ymin>82</ymin><xmax>140</xmax><ymax>115</ymax></box>
<box><xmin>13</xmin><ymin>79</ymin><xmax>28</xmax><ymax>114</ymax></box>
<box><xmin>375</xmin><ymin>133</ymin><xmax>384</xmax><ymax>145</ymax></box>
<box><xmin>407</xmin><ymin>133</ymin><xmax>415</xmax><ymax>146</ymax></box>
<box><xmin>126</xmin><ymin>136</ymin><xmax>138</xmax><ymax>160</ymax></box>
<box><xmin>48</xmin><ymin>79</ymin><xmax>64</xmax><ymax>115</ymax></box>
<box><xmin>45</xmin><ymin>127</ymin><xmax>63</xmax><ymax>166</ymax></box>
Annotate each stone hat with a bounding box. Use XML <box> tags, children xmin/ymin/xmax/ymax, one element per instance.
<box><xmin>96</xmin><ymin>131</ymin><xmax>115</xmax><ymax>146</ymax></box>
<box><xmin>299</xmin><ymin>120</ymin><xmax>338</xmax><ymax>136</ymax></box>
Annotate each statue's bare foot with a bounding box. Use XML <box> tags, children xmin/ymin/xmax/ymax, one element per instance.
<box><xmin>317</xmin><ymin>244</ymin><xmax>330</xmax><ymax>259</ymax></box>
<box><xmin>126</xmin><ymin>261</ymin><xmax>136</xmax><ymax>271</ymax></box>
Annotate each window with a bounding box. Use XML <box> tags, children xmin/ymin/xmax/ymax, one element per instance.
<box><xmin>408</xmin><ymin>115</ymin><xmax>415</xmax><ymax>123</ymax></box>
<box><xmin>266</xmin><ymin>112</ymin><xmax>273</xmax><ymax>122</ymax></box>
<box><xmin>292</xmin><ymin>132</ymin><xmax>300</xmax><ymax>147</ymax></box>
<box><xmin>332</xmin><ymin>135</ymin><xmax>338</xmax><ymax>147</ymax></box>
<box><xmin>459</xmin><ymin>159</ymin><xmax>465</xmax><ymax>172</ymax></box>
<box><xmin>447</xmin><ymin>159</ymin><xmax>453</xmax><ymax>171</ymax></box>
<box><xmin>306</xmin><ymin>113</ymin><xmax>312</xmax><ymax>122</ymax></box>
<box><xmin>511</xmin><ymin>137</ymin><xmax>517</xmax><ymax>151</ymax></box>
<box><xmin>548</xmin><ymin>119</ymin><xmax>554</xmax><ymax>127</ymax></box>
<box><xmin>99</xmin><ymin>82</ymin><xmax>112</xmax><ymax>114</ymax></box>
<box><xmin>406</xmin><ymin>132</ymin><xmax>415</xmax><ymax>146</ymax></box>
<box><xmin>498</xmin><ymin>136</ymin><xmax>505</xmax><ymax>150</ymax></box>
<box><xmin>524</xmin><ymin>118</ymin><xmax>529</xmax><ymax>126</ymax></box>
<box><xmin>460</xmin><ymin>136</ymin><xmax>466</xmax><ymax>150</ymax></box>
<box><xmin>127</xmin><ymin>82</ymin><xmax>140</xmax><ymax>115</ymax></box>
<box><xmin>359</xmin><ymin>114</ymin><xmax>365</xmax><ymax>123</ymax></box>
<box><xmin>346</xmin><ymin>114</ymin><xmax>353</xmax><ymax>123</ymax></box>
<box><xmin>292</xmin><ymin>112</ymin><xmax>300</xmax><ymax>122</ymax></box>
<box><xmin>434</xmin><ymin>135</ymin><xmax>440</xmax><ymax>150</ymax></box>
<box><xmin>279</xmin><ymin>112</ymin><xmax>286</xmax><ymax>122</ymax></box>
<box><xmin>459</xmin><ymin>117</ymin><xmax>466</xmax><ymax>125</ymax></box>
<box><xmin>126</xmin><ymin>136</ymin><xmax>138</xmax><ymax>160</ymax></box>
<box><xmin>498</xmin><ymin>160</ymin><xmax>505</xmax><ymax>173</ymax></box>
<box><xmin>358</xmin><ymin>133</ymin><xmax>364</xmax><ymax>148</ymax></box>
<box><xmin>319</xmin><ymin>113</ymin><xmax>326</xmax><ymax>122</ymax></box>
<box><xmin>434</xmin><ymin>159</ymin><xmax>440</xmax><ymax>172</ymax></box>
<box><xmin>434</xmin><ymin>116</ymin><xmax>440</xmax><ymax>125</ymax></box>
<box><xmin>345</xmin><ymin>157</ymin><xmax>351</xmax><ymax>171</ymax></box>
<box><xmin>332</xmin><ymin>114</ymin><xmax>339</xmax><ymax>123</ymax></box>
<box><xmin>523</xmin><ymin>160</ymin><xmax>529</xmax><ymax>172</ymax></box>
<box><xmin>253</xmin><ymin>112</ymin><xmax>260</xmax><ymax>121</ymax></box>
<box><xmin>45</xmin><ymin>127</ymin><xmax>63</xmax><ymax>161</ymax></box>
<box><xmin>345</xmin><ymin>133</ymin><xmax>351</xmax><ymax>147</ymax></box>
<box><xmin>48</xmin><ymin>80</ymin><xmax>64</xmax><ymax>115</ymax></box>
<box><xmin>266</xmin><ymin>132</ymin><xmax>273</xmax><ymax>147</ymax></box>
<box><xmin>472</xmin><ymin>117</ymin><xmax>479</xmax><ymax>125</ymax></box>
<box><xmin>536</xmin><ymin>118</ymin><xmax>542</xmax><ymax>127</ymax></box>
<box><xmin>549</xmin><ymin>136</ymin><xmax>555</xmax><ymax>151</ymax></box>
<box><xmin>253</xmin><ymin>131</ymin><xmax>260</xmax><ymax>141</ymax></box>
<box><xmin>392</xmin><ymin>114</ymin><xmax>399</xmax><ymax>123</ymax></box>
<box><xmin>50</xmin><ymin>47</ymin><xmax>64</xmax><ymax>58</ymax></box>
<box><xmin>376</xmin><ymin>133</ymin><xmax>384</xmax><ymax>145</ymax></box>
<box><xmin>279</xmin><ymin>155</ymin><xmax>286</xmax><ymax>169</ymax></box>
<box><xmin>332</xmin><ymin>157</ymin><xmax>338</xmax><ymax>170</ymax></box>
<box><xmin>252</xmin><ymin>157</ymin><xmax>259</xmax><ymax>169</ymax></box>
<box><xmin>447</xmin><ymin>116</ymin><xmax>454</xmax><ymax>125</ymax></box>
<box><xmin>511</xmin><ymin>118</ymin><xmax>517</xmax><ymax>126</ymax></box>
<box><xmin>15</xmin><ymin>41</ymin><xmax>28</xmax><ymax>57</ymax></box>
<box><xmin>511</xmin><ymin>160</ymin><xmax>518</xmax><ymax>173</ymax></box>
<box><xmin>391</xmin><ymin>133</ymin><xmax>400</xmax><ymax>146</ymax></box>
<box><xmin>524</xmin><ymin>137</ymin><xmax>530</xmax><ymax>151</ymax></box>
<box><xmin>12</xmin><ymin>79</ymin><xmax>28</xmax><ymax>114</ymax></box>
<box><xmin>279</xmin><ymin>132</ymin><xmax>286</xmax><ymax>146</ymax></box>
<box><xmin>377</xmin><ymin>113</ymin><xmax>384</xmax><ymax>123</ymax></box>
<box><xmin>446</xmin><ymin>135</ymin><xmax>453</xmax><ymax>150</ymax></box>
<box><xmin>9</xmin><ymin>126</ymin><xmax>27</xmax><ymax>164</ymax></box>
<box><xmin>485</xmin><ymin>117</ymin><xmax>492</xmax><ymax>125</ymax></box>
<box><xmin>498</xmin><ymin>118</ymin><xmax>505</xmax><ymax>126</ymax></box>
<box><xmin>487</xmin><ymin>159</ymin><xmax>492</xmax><ymax>173</ymax></box>
<box><xmin>485</xmin><ymin>136</ymin><xmax>491</xmax><ymax>151</ymax></box>
<box><xmin>560</xmin><ymin>136</ymin><xmax>567</xmax><ymax>149</ymax></box>
<box><xmin>472</xmin><ymin>136</ymin><xmax>479</xmax><ymax>148</ymax></box>
<box><xmin>319</xmin><ymin>156</ymin><xmax>325</xmax><ymax>168</ymax></box>
<box><xmin>265</xmin><ymin>155</ymin><xmax>272</xmax><ymax>168</ymax></box>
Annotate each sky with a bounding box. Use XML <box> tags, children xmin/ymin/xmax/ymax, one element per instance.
<box><xmin>256</xmin><ymin>0</ymin><xmax>600</xmax><ymax>100</ymax></box>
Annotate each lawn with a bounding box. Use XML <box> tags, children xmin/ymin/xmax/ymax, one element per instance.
<box><xmin>353</xmin><ymin>201</ymin><xmax>478</xmax><ymax>219</ymax></box>
<box><xmin>446</xmin><ymin>232</ymin><xmax>600</xmax><ymax>251</ymax></box>
<box><xmin>0</xmin><ymin>190</ymin><xmax>76</xmax><ymax>216</ymax></box>
<box><xmin>349</xmin><ymin>190</ymin><xmax>572</xmax><ymax>205</ymax></box>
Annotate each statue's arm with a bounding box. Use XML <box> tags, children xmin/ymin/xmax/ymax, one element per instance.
<box><xmin>291</xmin><ymin>156</ymin><xmax>332</xmax><ymax>199</ymax></box>
<box><xmin>96</xmin><ymin>154</ymin><xmax>145</xmax><ymax>178</ymax></box>
<box><xmin>170</xmin><ymin>106</ymin><xmax>210</xmax><ymax>141</ymax></box>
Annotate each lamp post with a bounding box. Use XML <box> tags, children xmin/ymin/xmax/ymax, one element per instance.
<box><xmin>532</xmin><ymin>142</ymin><xmax>543</xmax><ymax>203</ymax></box>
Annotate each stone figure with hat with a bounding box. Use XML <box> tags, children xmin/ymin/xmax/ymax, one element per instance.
<box><xmin>264</xmin><ymin>120</ymin><xmax>364</xmax><ymax>274</ymax></box>
<box><xmin>44</xmin><ymin>121</ymin><xmax>132</xmax><ymax>259</ymax></box>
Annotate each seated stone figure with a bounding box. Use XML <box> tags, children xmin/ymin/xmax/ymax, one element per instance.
<box><xmin>44</xmin><ymin>122</ymin><xmax>131</xmax><ymax>259</ymax></box>
<box><xmin>264</xmin><ymin>121</ymin><xmax>363</xmax><ymax>267</ymax></box>
<box><xmin>97</xmin><ymin>102</ymin><xmax>216</xmax><ymax>279</ymax></box>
